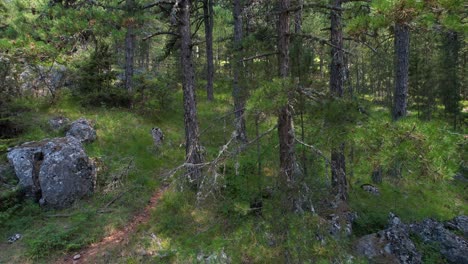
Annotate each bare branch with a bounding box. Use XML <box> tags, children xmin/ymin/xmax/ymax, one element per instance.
<box><xmin>240</xmin><ymin>52</ymin><xmax>279</xmax><ymax>62</ymax></box>
<box><xmin>142</xmin><ymin>31</ymin><xmax>179</xmax><ymax>41</ymax></box>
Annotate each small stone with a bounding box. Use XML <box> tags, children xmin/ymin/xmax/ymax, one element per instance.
<box><xmin>73</xmin><ymin>254</ymin><xmax>81</xmax><ymax>260</ymax></box>
<box><xmin>361</xmin><ymin>184</ymin><xmax>380</xmax><ymax>196</ymax></box>
<box><xmin>151</xmin><ymin>127</ymin><xmax>164</xmax><ymax>147</ymax></box>
<box><xmin>7</xmin><ymin>233</ymin><xmax>22</xmax><ymax>243</ymax></box>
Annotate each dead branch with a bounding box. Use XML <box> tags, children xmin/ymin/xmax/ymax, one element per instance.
<box><xmin>241</xmin><ymin>52</ymin><xmax>279</xmax><ymax>62</ymax></box>
<box><xmin>295</xmin><ymin>138</ymin><xmax>330</xmax><ymax>163</ymax></box>
<box><xmin>143</xmin><ymin>31</ymin><xmax>179</xmax><ymax>41</ymax></box>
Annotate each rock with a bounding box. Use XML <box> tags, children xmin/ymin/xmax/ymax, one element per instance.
<box><xmin>7</xmin><ymin>136</ymin><xmax>95</xmax><ymax>208</ymax></box>
<box><xmin>73</xmin><ymin>254</ymin><xmax>81</xmax><ymax>260</ymax></box>
<box><xmin>355</xmin><ymin>213</ymin><xmax>422</xmax><ymax>264</ymax></box>
<box><xmin>197</xmin><ymin>249</ymin><xmax>230</xmax><ymax>264</ymax></box>
<box><xmin>48</xmin><ymin>116</ymin><xmax>70</xmax><ymax>131</ymax></box>
<box><xmin>66</xmin><ymin>118</ymin><xmax>96</xmax><ymax>143</ymax></box>
<box><xmin>7</xmin><ymin>233</ymin><xmax>21</xmax><ymax>243</ymax></box>
<box><xmin>151</xmin><ymin>127</ymin><xmax>164</xmax><ymax>147</ymax></box>
<box><xmin>18</xmin><ymin>63</ymin><xmax>69</xmax><ymax>96</ymax></box>
<box><xmin>445</xmin><ymin>215</ymin><xmax>468</xmax><ymax>238</ymax></box>
<box><xmin>328</xmin><ymin>199</ymin><xmax>357</xmax><ymax>237</ymax></box>
<box><xmin>361</xmin><ymin>184</ymin><xmax>380</xmax><ymax>196</ymax></box>
<box><xmin>410</xmin><ymin>218</ymin><xmax>468</xmax><ymax>264</ymax></box>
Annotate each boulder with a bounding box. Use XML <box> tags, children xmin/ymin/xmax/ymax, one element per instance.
<box><xmin>66</xmin><ymin>118</ymin><xmax>96</xmax><ymax>143</ymax></box>
<box><xmin>355</xmin><ymin>213</ymin><xmax>422</xmax><ymax>264</ymax></box>
<box><xmin>7</xmin><ymin>136</ymin><xmax>95</xmax><ymax>208</ymax></box>
<box><xmin>48</xmin><ymin>116</ymin><xmax>71</xmax><ymax>131</ymax></box>
<box><xmin>410</xmin><ymin>218</ymin><xmax>468</xmax><ymax>264</ymax></box>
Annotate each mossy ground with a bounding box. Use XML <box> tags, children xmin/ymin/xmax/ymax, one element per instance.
<box><xmin>0</xmin><ymin>86</ymin><xmax>466</xmax><ymax>263</ymax></box>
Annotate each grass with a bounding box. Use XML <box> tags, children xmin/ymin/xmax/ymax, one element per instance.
<box><xmin>0</xmin><ymin>87</ymin><xmax>466</xmax><ymax>263</ymax></box>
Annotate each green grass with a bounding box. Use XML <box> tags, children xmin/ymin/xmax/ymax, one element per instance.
<box><xmin>0</xmin><ymin>90</ymin><xmax>186</xmax><ymax>263</ymax></box>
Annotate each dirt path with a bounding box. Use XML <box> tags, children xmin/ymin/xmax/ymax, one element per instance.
<box><xmin>56</xmin><ymin>186</ymin><xmax>168</xmax><ymax>264</ymax></box>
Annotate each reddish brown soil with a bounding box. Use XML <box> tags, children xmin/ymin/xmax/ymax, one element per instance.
<box><xmin>56</xmin><ymin>186</ymin><xmax>167</xmax><ymax>264</ymax></box>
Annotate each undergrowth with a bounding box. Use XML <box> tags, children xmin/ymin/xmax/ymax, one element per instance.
<box><xmin>0</xmin><ymin>88</ymin><xmax>465</xmax><ymax>263</ymax></box>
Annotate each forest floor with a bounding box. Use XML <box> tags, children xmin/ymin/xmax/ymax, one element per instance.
<box><xmin>0</xmin><ymin>89</ymin><xmax>466</xmax><ymax>263</ymax></box>
<box><xmin>55</xmin><ymin>186</ymin><xmax>168</xmax><ymax>264</ymax></box>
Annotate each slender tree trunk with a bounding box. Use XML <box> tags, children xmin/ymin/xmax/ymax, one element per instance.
<box><xmin>293</xmin><ymin>0</ymin><xmax>307</xmax><ymax>176</ymax></box>
<box><xmin>278</xmin><ymin>0</ymin><xmax>298</xmax><ymax>211</ymax></box>
<box><xmin>392</xmin><ymin>22</ymin><xmax>410</xmax><ymax>121</ymax></box>
<box><xmin>179</xmin><ymin>0</ymin><xmax>203</xmax><ymax>185</ymax></box>
<box><xmin>330</xmin><ymin>0</ymin><xmax>348</xmax><ymax>201</ymax></box>
<box><xmin>124</xmin><ymin>0</ymin><xmax>136</xmax><ymax>93</ymax></box>
<box><xmin>203</xmin><ymin>0</ymin><xmax>215</xmax><ymax>101</ymax></box>
<box><xmin>232</xmin><ymin>0</ymin><xmax>247</xmax><ymax>142</ymax></box>
<box><xmin>294</xmin><ymin>0</ymin><xmax>303</xmax><ymax>34</ymax></box>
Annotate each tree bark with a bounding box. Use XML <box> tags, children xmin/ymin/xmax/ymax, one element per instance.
<box><xmin>277</xmin><ymin>0</ymin><xmax>298</xmax><ymax>211</ymax></box>
<box><xmin>179</xmin><ymin>0</ymin><xmax>203</xmax><ymax>185</ymax></box>
<box><xmin>203</xmin><ymin>0</ymin><xmax>215</xmax><ymax>101</ymax></box>
<box><xmin>124</xmin><ymin>0</ymin><xmax>136</xmax><ymax>93</ymax></box>
<box><xmin>392</xmin><ymin>22</ymin><xmax>409</xmax><ymax>121</ymax></box>
<box><xmin>330</xmin><ymin>0</ymin><xmax>347</xmax><ymax>201</ymax></box>
<box><xmin>233</xmin><ymin>0</ymin><xmax>247</xmax><ymax>142</ymax></box>
<box><xmin>330</xmin><ymin>0</ymin><xmax>344</xmax><ymax>97</ymax></box>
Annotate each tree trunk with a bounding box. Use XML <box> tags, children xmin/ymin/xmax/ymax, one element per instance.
<box><xmin>330</xmin><ymin>0</ymin><xmax>344</xmax><ymax>97</ymax></box>
<box><xmin>233</xmin><ymin>0</ymin><xmax>247</xmax><ymax>142</ymax></box>
<box><xmin>179</xmin><ymin>0</ymin><xmax>203</xmax><ymax>185</ymax></box>
<box><xmin>294</xmin><ymin>0</ymin><xmax>303</xmax><ymax>34</ymax></box>
<box><xmin>203</xmin><ymin>0</ymin><xmax>215</xmax><ymax>101</ymax></box>
<box><xmin>392</xmin><ymin>22</ymin><xmax>409</xmax><ymax>121</ymax></box>
<box><xmin>277</xmin><ymin>0</ymin><xmax>298</xmax><ymax>211</ymax></box>
<box><xmin>124</xmin><ymin>0</ymin><xmax>136</xmax><ymax>93</ymax></box>
<box><xmin>330</xmin><ymin>0</ymin><xmax>348</xmax><ymax>201</ymax></box>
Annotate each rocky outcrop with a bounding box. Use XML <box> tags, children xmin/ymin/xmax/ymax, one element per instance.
<box><xmin>19</xmin><ymin>63</ymin><xmax>69</xmax><ymax>96</ymax></box>
<box><xmin>355</xmin><ymin>213</ymin><xmax>422</xmax><ymax>264</ymax></box>
<box><xmin>66</xmin><ymin>118</ymin><xmax>96</xmax><ymax>143</ymax></box>
<box><xmin>410</xmin><ymin>218</ymin><xmax>468</xmax><ymax>264</ymax></box>
<box><xmin>356</xmin><ymin>214</ymin><xmax>468</xmax><ymax>264</ymax></box>
<box><xmin>445</xmin><ymin>215</ymin><xmax>468</xmax><ymax>238</ymax></box>
<box><xmin>7</xmin><ymin>136</ymin><xmax>95</xmax><ymax>209</ymax></box>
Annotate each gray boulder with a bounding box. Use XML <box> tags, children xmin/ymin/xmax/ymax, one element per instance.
<box><xmin>48</xmin><ymin>116</ymin><xmax>71</xmax><ymax>131</ymax></box>
<box><xmin>66</xmin><ymin>118</ymin><xmax>96</xmax><ymax>143</ymax></box>
<box><xmin>355</xmin><ymin>213</ymin><xmax>422</xmax><ymax>264</ymax></box>
<box><xmin>7</xmin><ymin>136</ymin><xmax>95</xmax><ymax>208</ymax></box>
<box><xmin>410</xmin><ymin>218</ymin><xmax>468</xmax><ymax>264</ymax></box>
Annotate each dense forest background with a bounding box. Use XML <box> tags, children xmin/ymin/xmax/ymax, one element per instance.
<box><xmin>0</xmin><ymin>0</ymin><xmax>466</xmax><ymax>263</ymax></box>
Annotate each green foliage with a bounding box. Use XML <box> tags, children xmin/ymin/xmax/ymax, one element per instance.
<box><xmin>153</xmin><ymin>191</ymin><xmax>195</xmax><ymax>236</ymax></box>
<box><xmin>218</xmin><ymin>161</ymin><xmax>264</xmax><ymax>218</ymax></box>
<box><xmin>133</xmin><ymin>73</ymin><xmax>176</xmax><ymax>114</ymax></box>
<box><xmin>248</xmin><ymin>78</ymin><xmax>292</xmax><ymax>114</ymax></box>
<box><xmin>74</xmin><ymin>43</ymin><xmax>116</xmax><ymax>94</ymax></box>
<box><xmin>412</xmin><ymin>235</ymin><xmax>448</xmax><ymax>264</ymax></box>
